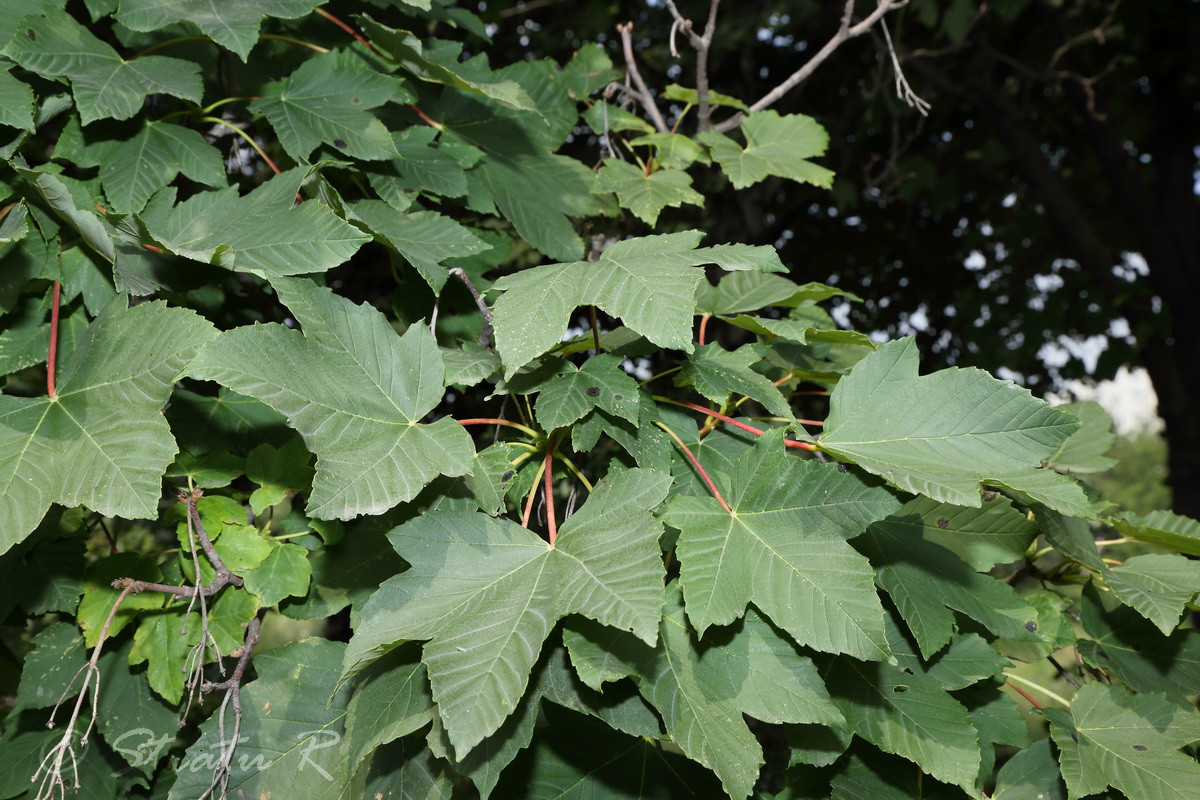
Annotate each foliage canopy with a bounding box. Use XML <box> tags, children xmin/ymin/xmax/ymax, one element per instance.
<box><xmin>1</xmin><ymin>2</ymin><xmax>1198</xmax><ymax>799</ymax></box>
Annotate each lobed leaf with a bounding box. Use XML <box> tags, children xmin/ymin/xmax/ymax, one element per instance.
<box><xmin>188</xmin><ymin>277</ymin><xmax>474</xmax><ymax>520</ymax></box>
<box><xmin>820</xmin><ymin>338</ymin><xmax>1089</xmax><ymax>513</ymax></box>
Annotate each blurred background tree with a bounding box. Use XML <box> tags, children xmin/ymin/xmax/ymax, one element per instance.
<box><xmin>481</xmin><ymin>0</ymin><xmax>1197</xmax><ymax>516</ymax></box>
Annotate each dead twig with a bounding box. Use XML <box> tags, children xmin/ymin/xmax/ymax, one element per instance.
<box><xmin>617</xmin><ymin>22</ymin><xmax>670</xmax><ymax>133</ymax></box>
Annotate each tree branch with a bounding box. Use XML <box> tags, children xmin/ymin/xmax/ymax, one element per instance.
<box><xmin>618</xmin><ymin>22</ymin><xmax>670</xmax><ymax>133</ymax></box>
<box><xmin>715</xmin><ymin>0</ymin><xmax>909</xmax><ymax>133</ymax></box>
<box><xmin>665</xmin><ymin>0</ymin><xmax>722</xmax><ymax>130</ymax></box>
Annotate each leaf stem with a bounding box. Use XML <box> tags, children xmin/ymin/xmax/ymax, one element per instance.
<box><xmin>457</xmin><ymin>418</ymin><xmax>540</xmax><ymax>439</ymax></box>
<box><xmin>408</xmin><ymin>104</ymin><xmax>444</xmax><ymax>130</ymax></box>
<box><xmin>258</xmin><ymin>34</ymin><xmax>330</xmax><ymax>54</ymax></box>
<box><xmin>1005</xmin><ymin>672</ymin><xmax>1069</xmax><ymax>707</ymax></box>
<box><xmin>543</xmin><ymin>445</ymin><xmax>558</xmax><ymax>545</ymax></box>
<box><xmin>130</xmin><ymin>36</ymin><xmax>210</xmax><ymax>59</ymax></box>
<box><xmin>521</xmin><ymin>456</ymin><xmax>547</xmax><ymax>528</ymax></box>
<box><xmin>655</xmin><ymin>397</ymin><xmax>818</xmax><ymax>450</ymax></box>
<box><xmin>697</xmin><ymin>313</ymin><xmax>711</xmax><ymax>345</ymax></box>
<box><xmin>588</xmin><ymin>306</ymin><xmax>602</xmax><ymax>355</ymax></box>
<box><xmin>554</xmin><ymin>450</ymin><xmax>594</xmax><ymax>492</ymax></box>
<box><xmin>314</xmin><ymin>6</ymin><xmax>381</xmax><ymax>56</ymax></box>
<box><xmin>197</xmin><ymin>117</ymin><xmax>282</xmax><ymax>175</ymax></box>
<box><xmin>47</xmin><ymin>281</ymin><xmax>60</xmax><ymax>398</ymax></box>
<box><xmin>655</xmin><ymin>421</ymin><xmax>732</xmax><ymax>513</ymax></box>
<box><xmin>639</xmin><ymin>366</ymin><xmax>681</xmax><ymax>386</ymax></box>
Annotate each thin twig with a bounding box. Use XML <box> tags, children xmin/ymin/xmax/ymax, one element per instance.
<box><xmin>880</xmin><ymin>13</ymin><xmax>930</xmax><ymax>115</ymax></box>
<box><xmin>617</xmin><ymin>23</ymin><xmax>670</xmax><ymax>133</ymax></box>
<box><xmin>449</xmin><ymin>267</ymin><xmax>493</xmax><ymax>347</ymax></box>
<box><xmin>664</xmin><ymin>0</ymin><xmax>722</xmax><ymax>130</ymax></box>
<box><xmin>714</xmin><ymin>0</ymin><xmax>909</xmax><ymax>132</ymax></box>
<box><xmin>197</xmin><ymin>614</ymin><xmax>262</xmax><ymax>800</ymax></box>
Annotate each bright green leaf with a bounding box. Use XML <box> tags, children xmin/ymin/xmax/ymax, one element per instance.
<box><xmin>677</xmin><ymin>342</ymin><xmax>792</xmax><ymax>418</ymax></box>
<box><xmin>662</xmin><ymin>83</ymin><xmax>748</xmax><ymax>111</ymax></box>
<box><xmin>1106</xmin><ymin>554</ymin><xmax>1200</xmax><ymax>634</ymax></box>
<box><xmin>626</xmin><ymin>132</ymin><xmax>712</xmax><ymax>169</ymax></box>
<box><xmin>1047</xmin><ymin>682</ymin><xmax>1200</xmax><ymax>800</ymax></box>
<box><xmin>534</xmin><ymin>353</ymin><xmax>640</xmax><ymax>431</ymax></box>
<box><xmin>249</xmin><ymin>50</ymin><xmax>405</xmax><ymax>162</ymax></box>
<box><xmin>189</xmin><ymin>277</ymin><xmax>474</xmax><ymax>520</ymax></box>
<box><xmin>1047</xmin><ymin>401</ymin><xmax>1117</xmax><ymax>473</ymax></box>
<box><xmin>117</xmin><ymin>0</ymin><xmax>320</xmax><ymax>60</ymax></box>
<box><xmin>100</xmin><ymin>121</ymin><xmax>226</xmax><ymax>214</ymax></box>
<box><xmin>1113</xmin><ymin>510</ymin><xmax>1200</xmax><ymax>557</ymax></box>
<box><xmin>0</xmin><ymin>300</ymin><xmax>216</xmax><ymax>554</ymax></box>
<box><xmin>820</xmin><ymin>338</ymin><xmax>1088</xmax><ymax>513</ymax></box>
<box><xmin>595</xmin><ymin>159</ymin><xmax>704</xmax><ymax>226</ymax></box>
<box><xmin>662</xmin><ymin>431</ymin><xmax>900</xmax><ymax>660</ymax></box>
<box><xmin>137</xmin><ymin>168</ymin><xmax>370</xmax><ymax>276</ymax></box>
<box><xmin>341</xmin><ymin>469</ymin><xmax>671</xmax><ymax>758</ymax></box>
<box><xmin>493</xmin><ymin>231</ymin><xmax>784</xmax><ymax>372</ymax></box>
<box><xmin>2</xmin><ymin>10</ymin><xmax>202</xmax><ymax>124</ymax></box>
<box><xmin>698</xmin><ymin>110</ymin><xmax>833</xmax><ymax>189</ymax></box>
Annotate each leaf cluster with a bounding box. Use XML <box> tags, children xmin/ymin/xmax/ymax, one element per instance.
<box><xmin>1</xmin><ymin>4</ymin><xmax>1198</xmax><ymax>800</ymax></box>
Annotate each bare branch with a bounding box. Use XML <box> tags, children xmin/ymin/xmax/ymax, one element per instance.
<box><xmin>880</xmin><ymin>13</ymin><xmax>930</xmax><ymax>115</ymax></box>
<box><xmin>714</xmin><ymin>0</ymin><xmax>910</xmax><ymax>133</ymax></box>
<box><xmin>617</xmin><ymin>22</ymin><xmax>670</xmax><ymax>133</ymax></box>
<box><xmin>198</xmin><ymin>614</ymin><xmax>262</xmax><ymax>800</ymax></box>
<box><xmin>664</xmin><ymin>0</ymin><xmax>723</xmax><ymax>130</ymax></box>
<box><xmin>449</xmin><ymin>267</ymin><xmax>493</xmax><ymax>348</ymax></box>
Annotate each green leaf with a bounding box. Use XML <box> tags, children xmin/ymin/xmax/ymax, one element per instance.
<box><xmin>879</xmin><ymin>493</ymin><xmax>1037</xmax><ymax>572</ymax></box>
<box><xmin>342</xmin><ymin>469</ymin><xmax>671</xmax><ymax>757</ymax></box>
<box><xmin>13</xmin><ymin>161</ymin><xmax>115</xmax><ymax>264</ymax></box>
<box><xmin>349</xmin><ymin>201</ymin><xmax>490</xmax><ymax>293</ymax></box>
<box><xmin>0</xmin><ymin>67</ymin><xmax>35</xmax><ymax>131</ymax></box>
<box><xmin>343</xmin><ymin>643</ymin><xmax>433</xmax><ymax>773</ymax></box>
<box><xmin>581</xmin><ymin>101</ymin><xmax>656</xmax><ymax>134</ymax></box>
<box><xmin>533</xmin><ymin>353</ymin><xmax>640</xmax><ymax>431</ymax></box>
<box><xmin>1078</xmin><ymin>584</ymin><xmax>1200</xmax><ymax>696</ymax></box>
<box><xmin>364</xmin><ymin>127</ymin><xmax>470</xmax><ymax>205</ymax></box>
<box><xmin>249</xmin><ymin>50</ymin><xmax>405</xmax><ymax>162</ymax></box>
<box><xmin>1106</xmin><ymin>554</ymin><xmax>1200</xmax><ymax>634</ymax></box>
<box><xmin>100</xmin><ymin>121</ymin><xmax>227</xmax><ymax>214</ymax></box>
<box><xmin>626</xmin><ymin>132</ymin><xmax>712</xmax><ymax>170</ymax></box>
<box><xmin>2</xmin><ymin>9</ymin><xmax>202</xmax><ymax>124</ymax></box>
<box><xmin>696</xmin><ymin>271</ymin><xmax>809</xmax><ymax>315</ymax></box>
<box><xmin>993</xmin><ymin>739</ymin><xmax>1068</xmax><ymax>800</ymax></box>
<box><xmin>168</xmin><ymin>639</ymin><xmax>352</xmax><ymax>800</ymax></box>
<box><xmin>356</xmin><ymin>16</ymin><xmax>537</xmax><ymax>111</ymax></box>
<box><xmin>242</xmin><ymin>541</ymin><xmax>312</xmax><ymax>605</ymax></box>
<box><xmin>12</xmin><ymin>623</ymin><xmax>86</xmax><ymax>715</ymax></box>
<box><xmin>96</xmin><ymin>636</ymin><xmax>179</xmax><ymax>777</ymax></box>
<box><xmin>128</xmin><ymin>605</ymin><xmax>199</xmax><ymax>705</ymax></box>
<box><xmin>492</xmin><ymin>231</ymin><xmax>783</xmax><ymax>372</ymax></box>
<box><xmin>662</xmin><ymin>431</ymin><xmax>901</xmax><ymax>660</ymax></box>
<box><xmin>856</xmin><ymin>510</ymin><xmax>1043</xmax><ymax>658</ymax></box>
<box><xmin>1112</xmin><ymin>510</ymin><xmax>1200</xmax><ymax>556</ymax></box>
<box><xmin>497</xmin><ymin>703</ymin><xmax>723</xmax><ymax>799</ymax></box>
<box><xmin>117</xmin><ymin>0</ymin><xmax>320</xmax><ymax>60</ymax></box>
<box><xmin>595</xmin><ymin>160</ymin><xmax>704</xmax><ymax>226</ymax></box>
<box><xmin>166</xmin><ymin>387</ymin><xmax>289</xmax><ymax>456</ymax></box>
<box><xmin>246</xmin><ymin>438</ymin><xmax>313</xmax><ymax>513</ymax></box>
<box><xmin>1047</xmin><ymin>682</ymin><xmax>1200</xmax><ymax>800</ymax></box>
<box><xmin>137</xmin><ymin>169</ymin><xmax>370</xmax><ymax>276</ymax></box>
<box><xmin>1047</xmin><ymin>401</ymin><xmax>1117</xmax><ymax>473</ymax></box>
<box><xmin>818</xmin><ymin>655</ymin><xmax>981</xmax><ymax>792</ymax></box>
<box><xmin>0</xmin><ymin>300</ymin><xmax>216</xmax><ymax>554</ymax></box>
<box><xmin>76</xmin><ymin>553</ymin><xmax>165</xmax><ymax>647</ymax></box>
<box><xmin>662</xmin><ymin>83</ymin><xmax>748</xmax><ymax>111</ymax></box>
<box><xmin>698</xmin><ymin>110</ymin><xmax>834</xmax><ymax>189</ymax></box>
<box><xmin>677</xmin><ymin>342</ymin><xmax>793</xmax><ymax>418</ymax></box>
<box><xmin>819</xmin><ymin>338</ymin><xmax>1088</xmax><ymax>513</ymax></box>
<box><xmin>626</xmin><ymin>584</ymin><xmax>844</xmax><ymax>800</ymax></box>
<box><xmin>189</xmin><ymin>277</ymin><xmax>474</xmax><ymax>520</ymax></box>
<box><xmin>725</xmin><ymin>314</ymin><xmax>876</xmax><ymax>349</ymax></box>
